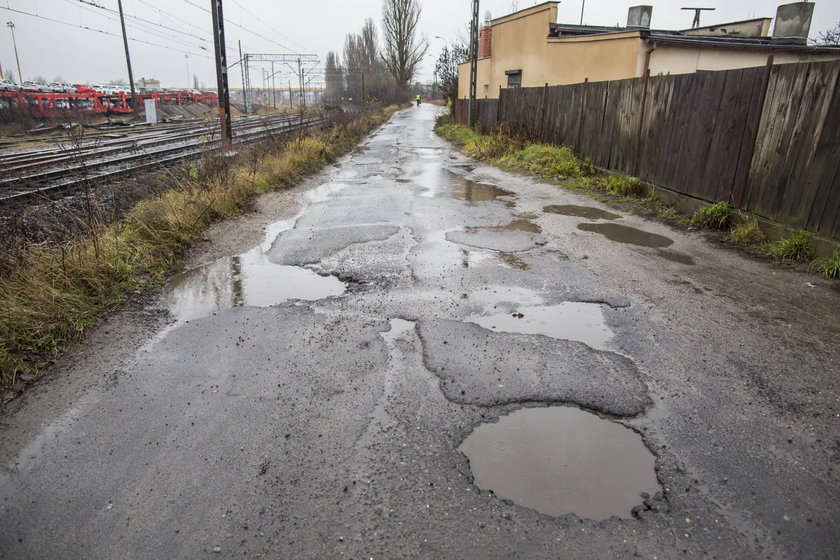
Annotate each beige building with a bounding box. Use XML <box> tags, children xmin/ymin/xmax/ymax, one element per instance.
<box><xmin>458</xmin><ymin>2</ymin><xmax>840</xmax><ymax>99</ymax></box>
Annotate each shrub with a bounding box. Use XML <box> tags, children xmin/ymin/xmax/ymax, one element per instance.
<box><xmin>690</xmin><ymin>201</ymin><xmax>732</xmax><ymax>230</ymax></box>
<box><xmin>728</xmin><ymin>219</ymin><xmax>766</xmax><ymax>244</ymax></box>
<box><xmin>761</xmin><ymin>231</ymin><xmax>814</xmax><ymax>262</ymax></box>
<box><xmin>809</xmin><ymin>250</ymin><xmax>840</xmax><ymax>279</ymax></box>
<box><xmin>605</xmin><ymin>176</ymin><xmax>644</xmax><ymax>197</ymax></box>
<box><xmin>498</xmin><ymin>144</ymin><xmax>589</xmax><ymax>177</ymax></box>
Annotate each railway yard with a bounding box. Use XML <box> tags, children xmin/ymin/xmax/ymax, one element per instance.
<box><xmin>0</xmin><ymin>107</ymin><xmax>323</xmax><ymax>252</ymax></box>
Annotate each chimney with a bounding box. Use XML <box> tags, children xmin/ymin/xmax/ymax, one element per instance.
<box><xmin>627</xmin><ymin>5</ymin><xmax>653</xmax><ymax>28</ymax></box>
<box><xmin>772</xmin><ymin>2</ymin><xmax>814</xmax><ymax>44</ymax></box>
<box><xmin>478</xmin><ymin>25</ymin><xmax>492</xmax><ymax>58</ymax></box>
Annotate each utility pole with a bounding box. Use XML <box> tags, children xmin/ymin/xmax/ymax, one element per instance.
<box><xmin>7</xmin><ymin>22</ymin><xmax>22</xmax><ymax>84</ymax></box>
<box><xmin>210</xmin><ymin>0</ymin><xmax>233</xmax><ymax>147</ymax></box>
<box><xmin>116</xmin><ymin>1</ymin><xmax>138</xmax><ymax>112</ymax></box>
<box><xmin>468</xmin><ymin>0</ymin><xmax>479</xmax><ymax>127</ymax></box>
<box><xmin>271</xmin><ymin>61</ymin><xmax>276</xmax><ymax>108</ymax></box>
<box><xmin>297</xmin><ymin>57</ymin><xmax>304</xmax><ymax>111</ymax></box>
<box><xmin>185</xmin><ymin>54</ymin><xmax>190</xmax><ymax>88</ymax></box>
<box><xmin>238</xmin><ymin>40</ymin><xmax>248</xmax><ymax>114</ymax></box>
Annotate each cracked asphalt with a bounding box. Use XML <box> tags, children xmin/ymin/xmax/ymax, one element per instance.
<box><xmin>1</xmin><ymin>105</ymin><xmax>839</xmax><ymax>559</ymax></box>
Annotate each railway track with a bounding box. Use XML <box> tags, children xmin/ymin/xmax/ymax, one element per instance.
<box><xmin>0</xmin><ymin>113</ymin><xmax>322</xmax><ymax>204</ymax></box>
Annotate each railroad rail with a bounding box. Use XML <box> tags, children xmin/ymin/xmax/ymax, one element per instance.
<box><xmin>0</xmin><ymin>113</ymin><xmax>322</xmax><ymax>204</ymax></box>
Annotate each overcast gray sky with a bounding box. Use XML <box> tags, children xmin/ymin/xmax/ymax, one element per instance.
<box><xmin>1</xmin><ymin>0</ymin><xmax>838</xmax><ymax>89</ymax></box>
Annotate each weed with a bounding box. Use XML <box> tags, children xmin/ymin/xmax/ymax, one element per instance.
<box><xmin>809</xmin><ymin>250</ymin><xmax>840</xmax><ymax>279</ymax></box>
<box><xmin>605</xmin><ymin>176</ymin><xmax>644</xmax><ymax>197</ymax></box>
<box><xmin>728</xmin><ymin>219</ymin><xmax>766</xmax><ymax>244</ymax></box>
<box><xmin>690</xmin><ymin>201</ymin><xmax>732</xmax><ymax>230</ymax></box>
<box><xmin>761</xmin><ymin>230</ymin><xmax>814</xmax><ymax>262</ymax></box>
<box><xmin>498</xmin><ymin>144</ymin><xmax>590</xmax><ymax>178</ymax></box>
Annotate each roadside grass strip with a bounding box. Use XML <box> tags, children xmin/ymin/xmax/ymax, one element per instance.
<box><xmin>0</xmin><ymin>106</ymin><xmax>399</xmax><ymax>388</ymax></box>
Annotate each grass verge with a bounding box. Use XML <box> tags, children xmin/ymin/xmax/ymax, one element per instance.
<box><xmin>0</xmin><ymin>106</ymin><xmax>399</xmax><ymax>389</ymax></box>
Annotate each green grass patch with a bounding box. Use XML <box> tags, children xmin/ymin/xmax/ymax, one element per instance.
<box><xmin>690</xmin><ymin>201</ymin><xmax>733</xmax><ymax>230</ymax></box>
<box><xmin>761</xmin><ymin>230</ymin><xmax>815</xmax><ymax>263</ymax></box>
<box><xmin>0</xmin><ymin>106</ymin><xmax>398</xmax><ymax>387</ymax></box>
<box><xmin>604</xmin><ymin>176</ymin><xmax>644</xmax><ymax>198</ymax></box>
<box><xmin>809</xmin><ymin>250</ymin><xmax>840</xmax><ymax>279</ymax></box>
<box><xmin>728</xmin><ymin>219</ymin><xmax>766</xmax><ymax>245</ymax></box>
<box><xmin>498</xmin><ymin>144</ymin><xmax>594</xmax><ymax>179</ymax></box>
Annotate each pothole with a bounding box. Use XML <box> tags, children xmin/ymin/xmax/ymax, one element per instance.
<box><xmin>165</xmin><ymin>250</ymin><xmax>346</xmax><ymax>321</ymax></box>
<box><xmin>466</xmin><ymin>301</ymin><xmax>613</xmax><ymax>350</ymax></box>
<box><xmin>458</xmin><ymin>406</ymin><xmax>660</xmax><ymax>520</ymax></box>
<box><xmin>544</xmin><ymin>205</ymin><xmax>621</xmax><ymax>220</ymax></box>
<box><xmin>578</xmin><ymin>222</ymin><xmax>673</xmax><ymax>248</ymax></box>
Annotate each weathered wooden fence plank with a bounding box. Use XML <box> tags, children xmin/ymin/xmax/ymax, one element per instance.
<box><xmin>455</xmin><ymin>59</ymin><xmax>840</xmax><ymax>239</ymax></box>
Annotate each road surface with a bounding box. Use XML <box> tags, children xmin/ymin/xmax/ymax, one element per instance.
<box><xmin>2</xmin><ymin>105</ymin><xmax>838</xmax><ymax>559</ymax></box>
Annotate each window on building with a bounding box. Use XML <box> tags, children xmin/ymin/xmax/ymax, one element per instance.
<box><xmin>505</xmin><ymin>69</ymin><xmax>522</xmax><ymax>88</ymax></box>
<box><xmin>483</xmin><ymin>84</ymin><xmax>489</xmax><ymax>98</ymax></box>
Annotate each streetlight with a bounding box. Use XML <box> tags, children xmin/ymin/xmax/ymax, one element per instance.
<box><xmin>7</xmin><ymin>21</ymin><xmax>22</xmax><ymax>82</ymax></box>
<box><xmin>185</xmin><ymin>54</ymin><xmax>190</xmax><ymax>88</ymax></box>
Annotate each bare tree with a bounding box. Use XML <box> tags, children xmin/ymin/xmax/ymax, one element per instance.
<box><xmin>811</xmin><ymin>21</ymin><xmax>840</xmax><ymax>45</ymax></box>
<box><xmin>381</xmin><ymin>0</ymin><xmax>428</xmax><ymax>89</ymax></box>
<box><xmin>325</xmin><ymin>51</ymin><xmax>344</xmax><ymax>104</ymax></box>
<box><xmin>434</xmin><ymin>43</ymin><xmax>468</xmax><ymax>109</ymax></box>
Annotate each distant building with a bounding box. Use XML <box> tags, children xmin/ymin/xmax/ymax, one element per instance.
<box><xmin>135</xmin><ymin>77</ymin><xmax>162</xmax><ymax>91</ymax></box>
<box><xmin>459</xmin><ymin>1</ymin><xmax>840</xmax><ymax>99</ymax></box>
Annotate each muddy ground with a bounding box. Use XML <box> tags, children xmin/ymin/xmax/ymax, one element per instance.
<box><xmin>1</xmin><ymin>105</ymin><xmax>838</xmax><ymax>559</ymax></box>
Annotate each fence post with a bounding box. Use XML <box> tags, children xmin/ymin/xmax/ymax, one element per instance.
<box><xmin>497</xmin><ymin>85</ymin><xmax>502</xmax><ymax>129</ymax></box>
<box><xmin>576</xmin><ymin>78</ymin><xmax>588</xmax><ymax>151</ymax></box>
<box><xmin>732</xmin><ymin>55</ymin><xmax>774</xmax><ymax>208</ymax></box>
<box><xmin>540</xmin><ymin>82</ymin><xmax>549</xmax><ymax>141</ymax></box>
<box><xmin>634</xmin><ymin>69</ymin><xmax>651</xmax><ymax>176</ymax></box>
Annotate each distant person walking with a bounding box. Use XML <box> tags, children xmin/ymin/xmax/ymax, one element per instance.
<box><xmin>415</xmin><ymin>94</ymin><xmax>421</xmax><ymax>106</ymax></box>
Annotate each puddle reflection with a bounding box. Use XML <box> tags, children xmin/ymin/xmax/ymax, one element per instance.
<box><xmin>165</xmin><ymin>246</ymin><xmax>345</xmax><ymax>322</ymax></box>
<box><xmin>459</xmin><ymin>406</ymin><xmax>660</xmax><ymax>520</ymax></box>
<box><xmin>467</xmin><ymin>301</ymin><xmax>613</xmax><ymax>350</ymax></box>
<box><xmin>545</xmin><ymin>205</ymin><xmax>621</xmax><ymax>220</ymax></box>
<box><xmin>578</xmin><ymin>222</ymin><xmax>673</xmax><ymax>248</ymax></box>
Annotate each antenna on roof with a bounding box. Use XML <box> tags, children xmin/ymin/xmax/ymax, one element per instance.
<box><xmin>682</xmin><ymin>7</ymin><xmax>715</xmax><ymax>29</ymax></box>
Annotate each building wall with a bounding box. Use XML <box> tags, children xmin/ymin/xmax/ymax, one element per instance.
<box><xmin>457</xmin><ymin>0</ymin><xmax>840</xmax><ymax>99</ymax></box>
<box><xmin>683</xmin><ymin>18</ymin><xmax>772</xmax><ymax>37</ymax></box>
<box><xmin>649</xmin><ymin>45</ymin><xmax>840</xmax><ymax>76</ymax></box>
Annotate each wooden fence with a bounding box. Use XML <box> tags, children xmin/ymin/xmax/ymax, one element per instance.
<box><xmin>456</xmin><ymin>59</ymin><xmax>840</xmax><ymax>240</ymax></box>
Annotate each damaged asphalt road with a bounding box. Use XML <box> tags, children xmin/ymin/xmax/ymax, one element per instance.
<box><xmin>1</xmin><ymin>105</ymin><xmax>839</xmax><ymax>558</ymax></box>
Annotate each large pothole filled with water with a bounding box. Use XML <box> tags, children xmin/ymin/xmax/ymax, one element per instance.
<box><xmin>458</xmin><ymin>406</ymin><xmax>660</xmax><ymax>520</ymax></box>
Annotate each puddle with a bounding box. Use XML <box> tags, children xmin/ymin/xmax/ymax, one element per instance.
<box><xmin>165</xmin><ymin>249</ymin><xmax>345</xmax><ymax>322</ymax></box>
<box><xmin>656</xmin><ymin>249</ymin><xmax>695</xmax><ymax>265</ymax></box>
<box><xmin>458</xmin><ymin>406</ymin><xmax>660</xmax><ymax>520</ymax></box>
<box><xmin>578</xmin><ymin>222</ymin><xmax>673</xmax><ymax>248</ymax></box>
<box><xmin>483</xmin><ymin>219</ymin><xmax>541</xmax><ymax>233</ymax></box>
<box><xmin>414</xmin><ymin>167</ymin><xmax>514</xmax><ymax>206</ymax></box>
<box><xmin>544</xmin><ymin>205</ymin><xmax>621</xmax><ymax>220</ymax></box>
<box><xmin>466</xmin><ymin>301</ymin><xmax>613</xmax><ymax>350</ymax></box>
<box><xmin>449</xmin><ymin>173</ymin><xmax>514</xmax><ymax>207</ymax></box>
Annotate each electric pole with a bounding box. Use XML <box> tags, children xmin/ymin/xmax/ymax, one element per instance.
<box><xmin>211</xmin><ymin>0</ymin><xmax>233</xmax><ymax>147</ymax></box>
<box><xmin>7</xmin><ymin>21</ymin><xmax>23</xmax><ymax>83</ymax></box>
<box><xmin>116</xmin><ymin>1</ymin><xmax>138</xmax><ymax>111</ymax></box>
<box><xmin>468</xmin><ymin>0</ymin><xmax>479</xmax><ymax>127</ymax></box>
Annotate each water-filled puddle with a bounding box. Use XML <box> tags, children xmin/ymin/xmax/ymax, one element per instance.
<box><xmin>483</xmin><ymin>219</ymin><xmax>541</xmax><ymax>233</ymax></box>
<box><xmin>466</xmin><ymin>301</ymin><xmax>613</xmax><ymax>350</ymax></box>
<box><xmin>459</xmin><ymin>406</ymin><xmax>660</xmax><ymax>519</ymax></box>
<box><xmin>165</xmin><ymin>248</ymin><xmax>345</xmax><ymax>322</ymax></box>
<box><xmin>578</xmin><ymin>222</ymin><xmax>673</xmax><ymax>248</ymax></box>
<box><xmin>544</xmin><ymin>204</ymin><xmax>621</xmax><ymax>220</ymax></box>
<box><xmin>414</xmin><ymin>167</ymin><xmax>514</xmax><ymax>206</ymax></box>
<box><xmin>656</xmin><ymin>249</ymin><xmax>695</xmax><ymax>265</ymax></box>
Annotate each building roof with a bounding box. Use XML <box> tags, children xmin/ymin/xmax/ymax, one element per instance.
<box><xmin>547</xmin><ymin>24</ymin><xmax>840</xmax><ymax>53</ymax></box>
